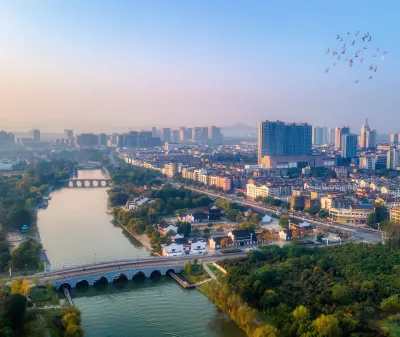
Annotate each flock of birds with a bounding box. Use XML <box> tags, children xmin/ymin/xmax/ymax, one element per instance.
<box><xmin>325</xmin><ymin>31</ymin><xmax>387</xmax><ymax>83</ymax></box>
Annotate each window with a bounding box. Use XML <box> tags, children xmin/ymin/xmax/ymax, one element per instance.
<box><xmin>197</xmin><ymin>246</ymin><xmax>201</xmax><ymax>249</ymax></box>
<box><xmin>172</xmin><ymin>249</ymin><xmax>175</xmax><ymax>252</ymax></box>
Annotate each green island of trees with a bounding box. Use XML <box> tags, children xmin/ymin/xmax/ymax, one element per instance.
<box><xmin>208</xmin><ymin>238</ymin><xmax>400</xmax><ymax>337</ymax></box>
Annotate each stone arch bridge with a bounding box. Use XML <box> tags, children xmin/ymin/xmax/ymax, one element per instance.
<box><xmin>47</xmin><ymin>259</ymin><xmax>185</xmax><ymax>291</ymax></box>
<box><xmin>68</xmin><ymin>178</ymin><xmax>110</xmax><ymax>188</ymax></box>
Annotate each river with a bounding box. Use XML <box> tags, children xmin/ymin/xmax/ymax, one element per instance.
<box><xmin>37</xmin><ymin>169</ymin><xmax>244</xmax><ymax>337</ymax></box>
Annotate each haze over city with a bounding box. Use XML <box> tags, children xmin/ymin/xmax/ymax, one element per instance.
<box><xmin>1</xmin><ymin>0</ymin><xmax>399</xmax><ymax>133</ymax></box>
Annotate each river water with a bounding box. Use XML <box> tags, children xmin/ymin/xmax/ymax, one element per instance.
<box><xmin>37</xmin><ymin>169</ymin><xmax>244</xmax><ymax>337</ymax></box>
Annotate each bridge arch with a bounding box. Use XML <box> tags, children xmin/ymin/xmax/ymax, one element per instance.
<box><xmin>84</xmin><ymin>180</ymin><xmax>91</xmax><ymax>187</ymax></box>
<box><xmin>58</xmin><ymin>283</ymin><xmax>72</xmax><ymax>292</ymax></box>
<box><xmin>150</xmin><ymin>270</ymin><xmax>163</xmax><ymax>278</ymax></box>
<box><xmin>92</xmin><ymin>180</ymin><xmax>99</xmax><ymax>187</ymax></box>
<box><xmin>93</xmin><ymin>276</ymin><xmax>111</xmax><ymax>285</ymax></box>
<box><xmin>100</xmin><ymin>180</ymin><xmax>107</xmax><ymax>187</ymax></box>
<box><xmin>76</xmin><ymin>181</ymin><xmax>83</xmax><ymax>188</ymax></box>
<box><xmin>132</xmin><ymin>271</ymin><xmax>146</xmax><ymax>279</ymax></box>
<box><xmin>75</xmin><ymin>279</ymin><xmax>90</xmax><ymax>289</ymax></box>
<box><xmin>166</xmin><ymin>268</ymin><xmax>178</xmax><ymax>275</ymax></box>
<box><xmin>68</xmin><ymin>181</ymin><xmax>74</xmax><ymax>187</ymax></box>
<box><xmin>112</xmin><ymin>273</ymin><xmax>129</xmax><ymax>282</ymax></box>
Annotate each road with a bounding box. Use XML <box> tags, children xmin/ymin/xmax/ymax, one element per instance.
<box><xmin>174</xmin><ymin>184</ymin><xmax>383</xmax><ymax>244</ymax></box>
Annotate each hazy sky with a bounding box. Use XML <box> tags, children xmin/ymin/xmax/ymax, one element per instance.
<box><xmin>0</xmin><ymin>0</ymin><xmax>399</xmax><ymax>133</ymax></box>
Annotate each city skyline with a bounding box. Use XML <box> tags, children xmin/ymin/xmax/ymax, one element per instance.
<box><xmin>1</xmin><ymin>1</ymin><xmax>399</xmax><ymax>132</ymax></box>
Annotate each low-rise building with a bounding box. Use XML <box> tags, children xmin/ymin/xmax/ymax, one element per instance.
<box><xmin>329</xmin><ymin>205</ymin><xmax>374</xmax><ymax>223</ymax></box>
<box><xmin>390</xmin><ymin>206</ymin><xmax>400</xmax><ymax>224</ymax></box>
<box><xmin>279</xmin><ymin>229</ymin><xmax>293</xmax><ymax>241</ymax></box>
<box><xmin>228</xmin><ymin>229</ymin><xmax>254</xmax><ymax>246</ymax></box>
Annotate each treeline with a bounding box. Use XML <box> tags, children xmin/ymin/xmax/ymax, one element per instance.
<box><xmin>114</xmin><ymin>186</ymin><xmax>211</xmax><ymax>234</ymax></box>
<box><xmin>254</xmin><ymin>196</ymin><xmax>290</xmax><ymax>210</ymax></box>
<box><xmin>108</xmin><ymin>164</ymin><xmax>164</xmax><ymax>206</ymax></box>
<box><xmin>218</xmin><ymin>241</ymin><xmax>400</xmax><ymax>336</ymax></box>
<box><xmin>173</xmin><ymin>175</ymin><xmax>226</xmax><ymax>193</ymax></box>
<box><xmin>201</xmin><ymin>281</ymin><xmax>277</xmax><ymax>337</ymax></box>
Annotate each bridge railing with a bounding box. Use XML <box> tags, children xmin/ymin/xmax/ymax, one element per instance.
<box><xmin>49</xmin><ymin>255</ymin><xmax>189</xmax><ymax>274</ymax></box>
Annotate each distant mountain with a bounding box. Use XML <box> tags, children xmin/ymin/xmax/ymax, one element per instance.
<box><xmin>222</xmin><ymin>123</ymin><xmax>257</xmax><ymax>137</ymax></box>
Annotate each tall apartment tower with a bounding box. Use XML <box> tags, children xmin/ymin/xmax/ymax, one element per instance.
<box><xmin>360</xmin><ymin>119</ymin><xmax>377</xmax><ymax>150</ymax></box>
<box><xmin>312</xmin><ymin>127</ymin><xmax>327</xmax><ymax>145</ymax></box>
<box><xmin>258</xmin><ymin>120</ymin><xmax>312</xmax><ymax>163</ymax></box>
<box><xmin>161</xmin><ymin>128</ymin><xmax>171</xmax><ymax>142</ymax></box>
<box><xmin>341</xmin><ymin>133</ymin><xmax>358</xmax><ymax>158</ymax></box>
<box><xmin>64</xmin><ymin>129</ymin><xmax>73</xmax><ymax>139</ymax></box>
<box><xmin>387</xmin><ymin>148</ymin><xmax>400</xmax><ymax>170</ymax></box>
<box><xmin>390</xmin><ymin>133</ymin><xmax>400</xmax><ymax>145</ymax></box>
<box><xmin>334</xmin><ymin>127</ymin><xmax>350</xmax><ymax>149</ymax></box>
<box><xmin>31</xmin><ymin>129</ymin><xmax>40</xmax><ymax>141</ymax></box>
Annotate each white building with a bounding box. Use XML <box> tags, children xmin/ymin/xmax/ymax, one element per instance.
<box><xmin>0</xmin><ymin>163</ymin><xmax>13</xmax><ymax>171</ymax></box>
<box><xmin>189</xmin><ymin>238</ymin><xmax>206</xmax><ymax>255</ymax></box>
<box><xmin>162</xmin><ymin>242</ymin><xmax>184</xmax><ymax>257</ymax></box>
<box><xmin>164</xmin><ymin>163</ymin><xmax>178</xmax><ymax>178</ymax></box>
<box><xmin>359</xmin><ymin>156</ymin><xmax>377</xmax><ymax>170</ymax></box>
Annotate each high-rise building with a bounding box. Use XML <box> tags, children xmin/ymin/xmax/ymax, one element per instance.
<box><xmin>75</xmin><ymin>133</ymin><xmax>98</xmax><ymax>148</ymax></box>
<box><xmin>0</xmin><ymin>131</ymin><xmax>15</xmax><ymax>150</ymax></box>
<box><xmin>390</xmin><ymin>133</ymin><xmax>400</xmax><ymax>145</ymax></box>
<box><xmin>179</xmin><ymin>127</ymin><xmax>187</xmax><ymax>141</ymax></box>
<box><xmin>208</xmin><ymin>126</ymin><xmax>223</xmax><ymax>143</ymax></box>
<box><xmin>119</xmin><ymin>131</ymin><xmax>161</xmax><ymax>148</ymax></box>
<box><xmin>171</xmin><ymin>130</ymin><xmax>179</xmax><ymax>142</ymax></box>
<box><xmin>327</xmin><ymin>127</ymin><xmax>335</xmax><ymax>144</ymax></box>
<box><xmin>359</xmin><ymin>119</ymin><xmax>377</xmax><ymax>150</ymax></box>
<box><xmin>31</xmin><ymin>129</ymin><xmax>40</xmax><ymax>141</ymax></box>
<box><xmin>341</xmin><ymin>133</ymin><xmax>358</xmax><ymax>158</ymax></box>
<box><xmin>335</xmin><ymin>127</ymin><xmax>350</xmax><ymax>149</ymax></box>
<box><xmin>151</xmin><ymin>127</ymin><xmax>157</xmax><ymax>138</ymax></box>
<box><xmin>64</xmin><ymin>129</ymin><xmax>73</xmax><ymax>139</ymax></box>
<box><xmin>98</xmin><ymin>133</ymin><xmax>107</xmax><ymax>146</ymax></box>
<box><xmin>161</xmin><ymin>128</ymin><xmax>171</xmax><ymax>142</ymax></box>
<box><xmin>387</xmin><ymin>148</ymin><xmax>400</xmax><ymax>170</ymax></box>
<box><xmin>200</xmin><ymin>127</ymin><xmax>208</xmax><ymax>140</ymax></box>
<box><xmin>192</xmin><ymin>127</ymin><xmax>202</xmax><ymax>140</ymax></box>
<box><xmin>258</xmin><ymin>120</ymin><xmax>312</xmax><ymax>163</ymax></box>
<box><xmin>312</xmin><ymin>127</ymin><xmax>324</xmax><ymax>145</ymax></box>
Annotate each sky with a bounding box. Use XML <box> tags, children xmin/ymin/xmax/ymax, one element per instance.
<box><xmin>0</xmin><ymin>0</ymin><xmax>399</xmax><ymax>133</ymax></box>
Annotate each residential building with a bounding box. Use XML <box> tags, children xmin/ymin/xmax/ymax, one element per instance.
<box><xmin>207</xmin><ymin>236</ymin><xmax>228</xmax><ymax>249</ymax></box>
<box><xmin>327</xmin><ymin>127</ymin><xmax>335</xmax><ymax>144</ymax></box>
<box><xmin>162</xmin><ymin>242</ymin><xmax>184</xmax><ymax>257</ymax></box>
<box><xmin>152</xmin><ymin>127</ymin><xmax>157</xmax><ymax>138</ymax></box>
<box><xmin>164</xmin><ymin>163</ymin><xmax>178</xmax><ymax>178</ymax></box>
<box><xmin>359</xmin><ymin>155</ymin><xmax>377</xmax><ymax>170</ymax></box>
<box><xmin>341</xmin><ymin>133</ymin><xmax>358</xmax><ymax>158</ymax></box>
<box><xmin>98</xmin><ymin>133</ymin><xmax>107</xmax><ymax>146</ymax></box>
<box><xmin>158</xmin><ymin>221</ymin><xmax>179</xmax><ymax>236</ymax></box>
<box><xmin>64</xmin><ymin>129</ymin><xmax>73</xmax><ymax>139</ymax></box>
<box><xmin>335</xmin><ymin>126</ymin><xmax>350</xmax><ymax>149</ymax></box>
<box><xmin>258</xmin><ymin>120</ymin><xmax>312</xmax><ymax>164</ymax></box>
<box><xmin>360</xmin><ymin>119</ymin><xmax>377</xmax><ymax>150</ymax></box>
<box><xmin>228</xmin><ymin>229</ymin><xmax>254</xmax><ymax>246</ymax></box>
<box><xmin>161</xmin><ymin>128</ymin><xmax>171</xmax><ymax>142</ymax></box>
<box><xmin>329</xmin><ymin>205</ymin><xmax>374</xmax><ymax>223</ymax></box>
<box><xmin>206</xmin><ymin>206</ymin><xmax>222</xmax><ymax>221</ymax></box>
<box><xmin>390</xmin><ymin>207</ymin><xmax>400</xmax><ymax>224</ymax></box>
<box><xmin>387</xmin><ymin>148</ymin><xmax>400</xmax><ymax>170</ymax></box>
<box><xmin>0</xmin><ymin>131</ymin><xmax>15</xmax><ymax>150</ymax></box>
<box><xmin>279</xmin><ymin>229</ymin><xmax>293</xmax><ymax>241</ymax></box>
<box><xmin>31</xmin><ymin>129</ymin><xmax>40</xmax><ymax>141</ymax></box>
<box><xmin>390</xmin><ymin>133</ymin><xmax>400</xmax><ymax>146</ymax></box>
<box><xmin>75</xmin><ymin>133</ymin><xmax>99</xmax><ymax>148</ymax></box>
<box><xmin>119</xmin><ymin>131</ymin><xmax>161</xmax><ymax>148</ymax></box>
<box><xmin>189</xmin><ymin>238</ymin><xmax>206</xmax><ymax>255</ymax></box>
<box><xmin>208</xmin><ymin>126</ymin><xmax>223</xmax><ymax>143</ymax></box>
<box><xmin>312</xmin><ymin>127</ymin><xmax>327</xmax><ymax>145</ymax></box>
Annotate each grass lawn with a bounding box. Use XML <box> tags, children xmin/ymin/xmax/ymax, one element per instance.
<box><xmin>207</xmin><ymin>264</ymin><xmax>225</xmax><ymax>279</ymax></box>
<box><xmin>379</xmin><ymin>319</ymin><xmax>400</xmax><ymax>337</ymax></box>
<box><xmin>257</xmin><ymin>311</ymin><xmax>277</xmax><ymax>327</ymax></box>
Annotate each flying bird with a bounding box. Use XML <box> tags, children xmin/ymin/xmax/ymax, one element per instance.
<box><xmin>340</xmin><ymin>38</ymin><xmax>344</xmax><ymax>42</ymax></box>
<box><xmin>382</xmin><ymin>56</ymin><xmax>385</xmax><ymax>60</ymax></box>
<box><xmin>347</xmin><ymin>32</ymin><xmax>351</xmax><ymax>35</ymax></box>
<box><xmin>373</xmin><ymin>54</ymin><xmax>377</xmax><ymax>58</ymax></box>
<box><xmin>325</xmin><ymin>68</ymin><xmax>330</xmax><ymax>73</ymax></box>
<box><xmin>368</xmin><ymin>36</ymin><xmax>372</xmax><ymax>42</ymax></box>
<box><xmin>360</xmin><ymin>58</ymin><xmax>364</xmax><ymax>63</ymax></box>
<box><xmin>333</xmin><ymin>51</ymin><xmax>338</xmax><ymax>55</ymax></box>
<box><xmin>355</xmin><ymin>31</ymin><xmax>359</xmax><ymax>36</ymax></box>
<box><xmin>368</xmin><ymin>76</ymin><xmax>372</xmax><ymax>79</ymax></box>
<box><xmin>333</xmin><ymin>62</ymin><xmax>336</xmax><ymax>67</ymax></box>
<box><xmin>326</xmin><ymin>48</ymin><xmax>330</xmax><ymax>54</ymax></box>
<box><xmin>355</xmin><ymin>53</ymin><xmax>359</xmax><ymax>58</ymax></box>
<box><xmin>352</xmin><ymin>40</ymin><xmax>356</xmax><ymax>46</ymax></box>
<box><xmin>377</xmin><ymin>47</ymin><xmax>380</xmax><ymax>51</ymax></box>
<box><xmin>355</xmin><ymin>80</ymin><xmax>359</xmax><ymax>83</ymax></box>
<box><xmin>337</xmin><ymin>55</ymin><xmax>341</xmax><ymax>60</ymax></box>
<box><xmin>336</xmin><ymin>34</ymin><xmax>340</xmax><ymax>39</ymax></box>
<box><xmin>383</xmin><ymin>51</ymin><xmax>388</xmax><ymax>55</ymax></box>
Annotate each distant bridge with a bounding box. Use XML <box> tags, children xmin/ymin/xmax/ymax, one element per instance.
<box><xmin>38</xmin><ymin>254</ymin><xmax>245</xmax><ymax>290</ymax></box>
<box><xmin>68</xmin><ymin>178</ymin><xmax>110</xmax><ymax>188</ymax></box>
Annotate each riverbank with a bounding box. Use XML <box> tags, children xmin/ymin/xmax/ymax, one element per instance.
<box><xmin>113</xmin><ymin>217</ymin><xmax>154</xmax><ymax>252</ymax></box>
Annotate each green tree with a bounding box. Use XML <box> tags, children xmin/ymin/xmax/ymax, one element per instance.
<box><xmin>279</xmin><ymin>215</ymin><xmax>290</xmax><ymax>229</ymax></box>
<box><xmin>312</xmin><ymin>314</ymin><xmax>341</xmax><ymax>337</ymax></box>
<box><xmin>318</xmin><ymin>209</ymin><xmax>329</xmax><ymax>218</ymax></box>
<box><xmin>8</xmin><ymin>294</ymin><xmax>26</xmax><ymax>329</ymax></box>
<box><xmin>184</xmin><ymin>261</ymin><xmax>192</xmax><ymax>274</ymax></box>
<box><xmin>253</xmin><ymin>325</ymin><xmax>277</xmax><ymax>337</ymax></box>
<box><xmin>380</xmin><ymin>295</ymin><xmax>400</xmax><ymax>314</ymax></box>
<box><xmin>292</xmin><ymin>305</ymin><xmax>310</xmax><ymax>322</ymax></box>
<box><xmin>144</xmin><ymin>225</ymin><xmax>155</xmax><ymax>235</ymax></box>
<box><xmin>332</xmin><ymin>284</ymin><xmax>352</xmax><ymax>304</ymax></box>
